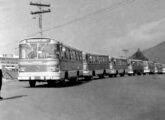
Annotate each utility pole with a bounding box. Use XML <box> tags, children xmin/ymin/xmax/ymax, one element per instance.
<box><xmin>122</xmin><ymin>49</ymin><xmax>129</xmax><ymax>58</ymax></box>
<box><xmin>30</xmin><ymin>1</ymin><xmax>51</xmax><ymax>37</ymax></box>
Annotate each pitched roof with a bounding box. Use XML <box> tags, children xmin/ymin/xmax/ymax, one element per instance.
<box><xmin>130</xmin><ymin>48</ymin><xmax>148</xmax><ymax>61</ymax></box>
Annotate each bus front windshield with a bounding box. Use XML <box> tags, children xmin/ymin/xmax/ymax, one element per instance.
<box><xmin>19</xmin><ymin>43</ymin><xmax>59</xmax><ymax>59</ymax></box>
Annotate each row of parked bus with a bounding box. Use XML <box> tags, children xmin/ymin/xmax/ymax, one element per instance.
<box><xmin>18</xmin><ymin>38</ymin><xmax>165</xmax><ymax>87</ymax></box>
<box><xmin>83</xmin><ymin>54</ymin><xmax>165</xmax><ymax>79</ymax></box>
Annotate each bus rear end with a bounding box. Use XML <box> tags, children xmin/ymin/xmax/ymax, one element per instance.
<box><xmin>148</xmin><ymin>61</ymin><xmax>155</xmax><ymax>74</ymax></box>
<box><xmin>108</xmin><ymin>57</ymin><xmax>117</xmax><ymax>77</ymax></box>
<box><xmin>127</xmin><ymin>59</ymin><xmax>133</xmax><ymax>76</ymax></box>
<box><xmin>18</xmin><ymin>38</ymin><xmax>62</xmax><ymax>87</ymax></box>
<box><xmin>162</xmin><ymin>64</ymin><xmax>165</xmax><ymax>74</ymax></box>
<box><xmin>82</xmin><ymin>53</ymin><xmax>93</xmax><ymax>79</ymax></box>
<box><xmin>143</xmin><ymin>61</ymin><xmax>150</xmax><ymax>74</ymax></box>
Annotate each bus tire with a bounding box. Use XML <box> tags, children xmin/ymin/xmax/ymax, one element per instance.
<box><xmin>99</xmin><ymin>75</ymin><xmax>104</xmax><ymax>78</ymax></box>
<box><xmin>109</xmin><ymin>74</ymin><xmax>113</xmax><ymax>78</ymax></box>
<box><xmin>70</xmin><ymin>77</ymin><xmax>78</xmax><ymax>83</ymax></box>
<box><xmin>65</xmin><ymin>72</ymin><xmax>68</xmax><ymax>80</ymax></box>
<box><xmin>85</xmin><ymin>76</ymin><xmax>92</xmax><ymax>80</ymax></box>
<box><xmin>29</xmin><ymin>81</ymin><xmax>36</xmax><ymax>87</ymax></box>
<box><xmin>114</xmin><ymin>74</ymin><xmax>117</xmax><ymax>77</ymax></box>
<box><xmin>47</xmin><ymin>81</ymin><xmax>55</xmax><ymax>86</ymax></box>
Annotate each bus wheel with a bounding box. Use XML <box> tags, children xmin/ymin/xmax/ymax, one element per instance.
<box><xmin>99</xmin><ymin>75</ymin><xmax>104</xmax><ymax>78</ymax></box>
<box><xmin>109</xmin><ymin>74</ymin><xmax>113</xmax><ymax>78</ymax></box>
<box><xmin>85</xmin><ymin>76</ymin><xmax>92</xmax><ymax>80</ymax></box>
<box><xmin>70</xmin><ymin>77</ymin><xmax>78</xmax><ymax>83</ymax></box>
<box><xmin>47</xmin><ymin>81</ymin><xmax>55</xmax><ymax>86</ymax></box>
<box><xmin>128</xmin><ymin>74</ymin><xmax>131</xmax><ymax>76</ymax></box>
<box><xmin>59</xmin><ymin>79</ymin><xmax>65</xmax><ymax>84</ymax></box>
<box><xmin>120</xmin><ymin>74</ymin><xmax>124</xmax><ymax>77</ymax></box>
<box><xmin>29</xmin><ymin>81</ymin><xmax>36</xmax><ymax>87</ymax></box>
<box><xmin>113</xmin><ymin>74</ymin><xmax>117</xmax><ymax>77</ymax></box>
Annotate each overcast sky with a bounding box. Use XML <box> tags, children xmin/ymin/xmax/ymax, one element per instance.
<box><xmin>0</xmin><ymin>0</ymin><xmax>165</xmax><ymax>56</ymax></box>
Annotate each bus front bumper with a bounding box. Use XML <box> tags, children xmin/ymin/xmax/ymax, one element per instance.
<box><xmin>18</xmin><ymin>71</ymin><xmax>65</xmax><ymax>81</ymax></box>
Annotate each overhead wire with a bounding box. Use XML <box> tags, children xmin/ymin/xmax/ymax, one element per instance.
<box><xmin>3</xmin><ymin>0</ymin><xmax>137</xmax><ymax>47</ymax></box>
<box><xmin>28</xmin><ymin>0</ymin><xmax>136</xmax><ymax>37</ymax></box>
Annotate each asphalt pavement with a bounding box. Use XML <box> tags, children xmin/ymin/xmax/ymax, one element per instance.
<box><xmin>1</xmin><ymin>75</ymin><xmax>165</xmax><ymax>120</ymax></box>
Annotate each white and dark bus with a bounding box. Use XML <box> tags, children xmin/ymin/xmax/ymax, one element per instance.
<box><xmin>18</xmin><ymin>38</ymin><xmax>83</xmax><ymax>87</ymax></box>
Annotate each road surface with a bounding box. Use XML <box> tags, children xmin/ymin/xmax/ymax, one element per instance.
<box><xmin>1</xmin><ymin>75</ymin><xmax>165</xmax><ymax>120</ymax></box>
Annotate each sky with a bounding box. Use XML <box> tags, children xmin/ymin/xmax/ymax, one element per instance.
<box><xmin>0</xmin><ymin>0</ymin><xmax>165</xmax><ymax>57</ymax></box>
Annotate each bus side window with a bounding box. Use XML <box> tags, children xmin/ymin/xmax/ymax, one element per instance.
<box><xmin>71</xmin><ymin>50</ymin><xmax>74</xmax><ymax>60</ymax></box>
<box><xmin>89</xmin><ymin>55</ymin><xmax>92</xmax><ymax>63</ymax></box>
<box><xmin>113</xmin><ymin>60</ymin><xmax>116</xmax><ymax>65</ymax></box>
<box><xmin>79</xmin><ymin>52</ymin><xmax>81</xmax><ymax>61</ymax></box>
<box><xmin>65</xmin><ymin>48</ymin><xmax>68</xmax><ymax>59</ymax></box>
<box><xmin>91</xmin><ymin>56</ymin><xmax>93</xmax><ymax>63</ymax></box>
<box><xmin>68</xmin><ymin>49</ymin><xmax>71</xmax><ymax>60</ymax></box>
<box><xmin>78</xmin><ymin>52</ymin><xmax>80</xmax><ymax>61</ymax></box>
<box><xmin>99</xmin><ymin>57</ymin><xmax>101</xmax><ymax>64</ymax></box>
<box><xmin>86</xmin><ymin>55</ymin><xmax>89</xmax><ymax>63</ymax></box>
<box><xmin>66</xmin><ymin>48</ymin><xmax>69</xmax><ymax>59</ymax></box>
<box><xmin>61</xmin><ymin>47</ymin><xmax>64</xmax><ymax>59</ymax></box>
<box><xmin>76</xmin><ymin>52</ymin><xmax>79</xmax><ymax>61</ymax></box>
<box><xmin>97</xmin><ymin>56</ymin><xmax>100</xmax><ymax>64</ymax></box>
<box><xmin>79</xmin><ymin>52</ymin><xmax>82</xmax><ymax>61</ymax></box>
<box><xmin>72</xmin><ymin>50</ymin><xmax>75</xmax><ymax>60</ymax></box>
<box><xmin>80</xmin><ymin>53</ymin><xmax>82</xmax><ymax>61</ymax></box>
<box><xmin>73</xmin><ymin>51</ymin><xmax>76</xmax><ymax>60</ymax></box>
<box><xmin>70</xmin><ymin>50</ymin><xmax>73</xmax><ymax>60</ymax></box>
<box><xmin>75</xmin><ymin>51</ymin><xmax>77</xmax><ymax>60</ymax></box>
<box><xmin>75</xmin><ymin>52</ymin><xmax>77</xmax><ymax>60</ymax></box>
<box><xmin>103</xmin><ymin>57</ymin><xmax>105</xmax><ymax>64</ymax></box>
<box><xmin>100</xmin><ymin>57</ymin><xmax>102</xmax><ymax>64</ymax></box>
<box><xmin>93</xmin><ymin>56</ymin><xmax>96</xmax><ymax>64</ymax></box>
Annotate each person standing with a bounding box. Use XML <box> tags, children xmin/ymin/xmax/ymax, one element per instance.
<box><xmin>0</xmin><ymin>65</ymin><xmax>3</xmax><ymax>100</ymax></box>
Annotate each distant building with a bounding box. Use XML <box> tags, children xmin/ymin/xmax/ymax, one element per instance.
<box><xmin>0</xmin><ymin>54</ymin><xmax>19</xmax><ymax>70</ymax></box>
<box><xmin>0</xmin><ymin>54</ymin><xmax>19</xmax><ymax>80</ymax></box>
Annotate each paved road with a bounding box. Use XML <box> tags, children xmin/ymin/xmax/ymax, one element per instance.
<box><xmin>1</xmin><ymin>75</ymin><xmax>165</xmax><ymax>120</ymax></box>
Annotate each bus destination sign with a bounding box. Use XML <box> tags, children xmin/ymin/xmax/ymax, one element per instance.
<box><xmin>26</xmin><ymin>39</ymin><xmax>50</xmax><ymax>43</ymax></box>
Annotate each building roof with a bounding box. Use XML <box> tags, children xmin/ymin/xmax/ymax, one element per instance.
<box><xmin>130</xmin><ymin>48</ymin><xmax>148</xmax><ymax>61</ymax></box>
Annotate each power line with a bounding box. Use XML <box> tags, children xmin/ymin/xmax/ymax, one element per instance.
<box><xmin>29</xmin><ymin>0</ymin><xmax>136</xmax><ymax>37</ymax></box>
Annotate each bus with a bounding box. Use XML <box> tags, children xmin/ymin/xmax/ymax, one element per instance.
<box><xmin>155</xmin><ymin>63</ymin><xmax>162</xmax><ymax>74</ymax></box>
<box><xmin>162</xmin><ymin>64</ymin><xmax>165</xmax><ymax>74</ymax></box>
<box><xmin>143</xmin><ymin>61</ymin><xmax>150</xmax><ymax>74</ymax></box>
<box><xmin>148</xmin><ymin>61</ymin><xmax>155</xmax><ymax>74</ymax></box>
<box><xmin>111</xmin><ymin>57</ymin><xmax>131</xmax><ymax>76</ymax></box>
<box><xmin>83</xmin><ymin>52</ymin><xmax>109</xmax><ymax>80</ymax></box>
<box><xmin>108</xmin><ymin>56</ymin><xmax>117</xmax><ymax>77</ymax></box>
<box><xmin>131</xmin><ymin>59</ymin><xmax>143</xmax><ymax>75</ymax></box>
<box><xmin>18</xmin><ymin>38</ymin><xmax>83</xmax><ymax>87</ymax></box>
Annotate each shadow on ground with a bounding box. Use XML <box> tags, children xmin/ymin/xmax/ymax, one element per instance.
<box><xmin>3</xmin><ymin>95</ymin><xmax>28</xmax><ymax>100</ymax></box>
<box><xmin>25</xmin><ymin>78</ymin><xmax>94</xmax><ymax>88</ymax></box>
<box><xmin>25</xmin><ymin>75</ymin><xmax>125</xmax><ymax>88</ymax></box>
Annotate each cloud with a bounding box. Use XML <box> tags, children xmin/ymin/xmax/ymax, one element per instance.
<box><xmin>103</xmin><ymin>18</ymin><xmax>165</xmax><ymax>56</ymax></box>
<box><xmin>127</xmin><ymin>18</ymin><xmax>165</xmax><ymax>41</ymax></box>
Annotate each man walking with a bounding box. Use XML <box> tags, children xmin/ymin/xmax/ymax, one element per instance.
<box><xmin>0</xmin><ymin>65</ymin><xmax>3</xmax><ymax>100</ymax></box>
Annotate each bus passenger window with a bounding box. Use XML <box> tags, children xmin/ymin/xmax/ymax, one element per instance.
<box><xmin>78</xmin><ymin>53</ymin><xmax>80</xmax><ymax>61</ymax></box>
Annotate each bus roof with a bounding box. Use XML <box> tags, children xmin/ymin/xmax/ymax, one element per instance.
<box><xmin>83</xmin><ymin>52</ymin><xmax>109</xmax><ymax>57</ymax></box>
<box><xmin>19</xmin><ymin>38</ymin><xmax>83</xmax><ymax>52</ymax></box>
<box><xmin>19</xmin><ymin>38</ymin><xmax>59</xmax><ymax>44</ymax></box>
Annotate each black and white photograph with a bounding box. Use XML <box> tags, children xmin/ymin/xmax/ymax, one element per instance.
<box><xmin>1</xmin><ymin>0</ymin><xmax>165</xmax><ymax>120</ymax></box>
